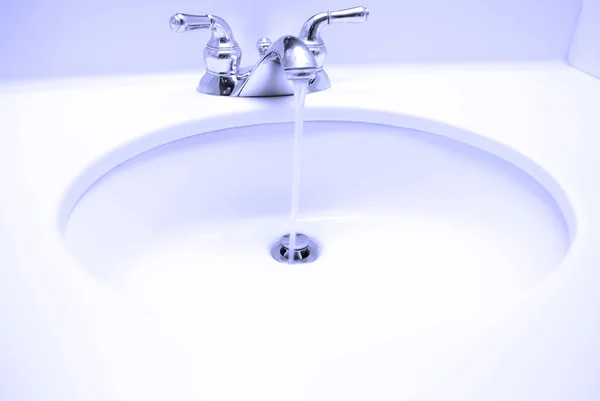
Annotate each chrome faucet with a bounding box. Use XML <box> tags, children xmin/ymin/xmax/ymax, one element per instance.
<box><xmin>169</xmin><ymin>6</ymin><xmax>369</xmax><ymax>97</ymax></box>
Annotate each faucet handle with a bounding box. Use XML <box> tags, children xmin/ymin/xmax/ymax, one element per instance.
<box><xmin>170</xmin><ymin>14</ymin><xmax>239</xmax><ymax>47</ymax></box>
<box><xmin>170</xmin><ymin>13</ymin><xmax>242</xmax><ymax>74</ymax></box>
<box><xmin>329</xmin><ymin>6</ymin><xmax>370</xmax><ymax>24</ymax></box>
<box><xmin>299</xmin><ymin>6</ymin><xmax>369</xmax><ymax>46</ymax></box>
<box><xmin>299</xmin><ymin>6</ymin><xmax>368</xmax><ymax>69</ymax></box>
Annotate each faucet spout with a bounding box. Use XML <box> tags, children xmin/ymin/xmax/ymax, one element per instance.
<box><xmin>262</xmin><ymin>35</ymin><xmax>318</xmax><ymax>80</ymax></box>
<box><xmin>233</xmin><ymin>35</ymin><xmax>318</xmax><ymax>96</ymax></box>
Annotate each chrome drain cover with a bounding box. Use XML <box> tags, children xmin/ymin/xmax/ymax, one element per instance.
<box><xmin>271</xmin><ymin>233</ymin><xmax>319</xmax><ymax>264</ymax></box>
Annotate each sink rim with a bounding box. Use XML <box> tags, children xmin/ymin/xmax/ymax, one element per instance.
<box><xmin>57</xmin><ymin>107</ymin><xmax>580</xmax><ymax>272</ymax></box>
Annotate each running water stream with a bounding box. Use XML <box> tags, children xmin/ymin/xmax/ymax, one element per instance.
<box><xmin>288</xmin><ymin>79</ymin><xmax>309</xmax><ymax>263</ymax></box>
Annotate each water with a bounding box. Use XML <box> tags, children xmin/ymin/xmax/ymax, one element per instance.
<box><xmin>288</xmin><ymin>79</ymin><xmax>309</xmax><ymax>263</ymax></box>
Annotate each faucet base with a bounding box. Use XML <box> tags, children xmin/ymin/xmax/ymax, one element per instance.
<box><xmin>197</xmin><ymin>35</ymin><xmax>328</xmax><ymax>97</ymax></box>
<box><xmin>308</xmin><ymin>70</ymin><xmax>331</xmax><ymax>94</ymax></box>
<box><xmin>196</xmin><ymin>73</ymin><xmax>246</xmax><ymax>97</ymax></box>
<box><xmin>197</xmin><ymin>69</ymin><xmax>331</xmax><ymax>97</ymax></box>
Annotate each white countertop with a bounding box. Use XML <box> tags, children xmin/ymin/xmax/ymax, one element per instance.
<box><xmin>2</xmin><ymin>62</ymin><xmax>600</xmax><ymax>400</ymax></box>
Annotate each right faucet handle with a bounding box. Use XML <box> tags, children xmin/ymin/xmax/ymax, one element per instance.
<box><xmin>300</xmin><ymin>6</ymin><xmax>369</xmax><ymax>44</ymax></box>
<box><xmin>299</xmin><ymin>6</ymin><xmax>369</xmax><ymax>68</ymax></box>
<box><xmin>328</xmin><ymin>6</ymin><xmax>370</xmax><ymax>24</ymax></box>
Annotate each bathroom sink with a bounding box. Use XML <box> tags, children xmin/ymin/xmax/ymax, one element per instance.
<box><xmin>63</xmin><ymin>118</ymin><xmax>570</xmax><ymax>401</ymax></box>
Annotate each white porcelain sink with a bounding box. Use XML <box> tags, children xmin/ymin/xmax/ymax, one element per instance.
<box><xmin>63</xmin><ymin>119</ymin><xmax>571</xmax><ymax>401</ymax></box>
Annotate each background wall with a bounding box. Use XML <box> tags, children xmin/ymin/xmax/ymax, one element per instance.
<box><xmin>568</xmin><ymin>0</ymin><xmax>600</xmax><ymax>79</ymax></box>
<box><xmin>0</xmin><ymin>0</ymin><xmax>584</xmax><ymax>81</ymax></box>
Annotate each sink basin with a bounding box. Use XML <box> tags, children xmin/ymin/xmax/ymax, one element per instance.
<box><xmin>62</xmin><ymin>119</ymin><xmax>570</xmax><ymax>401</ymax></box>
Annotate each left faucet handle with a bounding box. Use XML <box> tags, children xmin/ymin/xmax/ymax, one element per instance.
<box><xmin>170</xmin><ymin>13</ymin><xmax>212</xmax><ymax>32</ymax></box>
<box><xmin>169</xmin><ymin>14</ymin><xmax>239</xmax><ymax>47</ymax></box>
<box><xmin>169</xmin><ymin>13</ymin><xmax>242</xmax><ymax>74</ymax></box>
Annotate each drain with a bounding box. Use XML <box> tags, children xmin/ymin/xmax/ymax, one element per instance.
<box><xmin>271</xmin><ymin>233</ymin><xmax>319</xmax><ymax>264</ymax></box>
